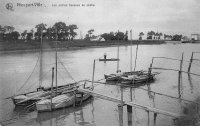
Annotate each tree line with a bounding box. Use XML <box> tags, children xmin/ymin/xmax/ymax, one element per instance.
<box><xmin>0</xmin><ymin>23</ymin><xmax>184</xmax><ymax>42</ymax></box>
<box><xmin>0</xmin><ymin>22</ymin><xmax>78</xmax><ymax>41</ymax></box>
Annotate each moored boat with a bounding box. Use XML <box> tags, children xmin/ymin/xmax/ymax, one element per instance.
<box><xmin>36</xmin><ymin>86</ymin><xmax>92</xmax><ymax>112</ymax></box>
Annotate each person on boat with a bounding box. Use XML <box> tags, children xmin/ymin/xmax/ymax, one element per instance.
<box><xmin>104</xmin><ymin>53</ymin><xmax>107</xmax><ymax>60</ymax></box>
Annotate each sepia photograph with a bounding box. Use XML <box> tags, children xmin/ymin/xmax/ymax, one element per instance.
<box><xmin>0</xmin><ymin>0</ymin><xmax>200</xmax><ymax>126</ymax></box>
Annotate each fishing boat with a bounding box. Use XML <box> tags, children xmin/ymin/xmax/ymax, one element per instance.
<box><xmin>36</xmin><ymin>85</ymin><xmax>92</xmax><ymax>112</ymax></box>
<box><xmin>121</xmin><ymin>71</ymin><xmax>159</xmax><ymax>84</ymax></box>
<box><xmin>104</xmin><ymin>30</ymin><xmax>160</xmax><ymax>84</ymax></box>
<box><xmin>12</xmin><ymin>83</ymin><xmax>76</xmax><ymax>106</ymax></box>
<box><xmin>11</xmin><ymin>26</ymin><xmax>77</xmax><ymax>106</ymax></box>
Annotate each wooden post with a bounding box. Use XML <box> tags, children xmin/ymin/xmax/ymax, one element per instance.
<box><xmin>120</xmin><ymin>86</ymin><xmax>123</xmax><ymax>102</ymax></box>
<box><xmin>147</xmin><ymin>110</ymin><xmax>150</xmax><ymax>126</ymax></box>
<box><xmin>50</xmin><ymin>67</ymin><xmax>54</xmax><ymax>111</ymax></box>
<box><xmin>153</xmin><ymin>113</ymin><xmax>157</xmax><ymax>126</ymax></box>
<box><xmin>130</xmin><ymin>87</ymin><xmax>133</xmax><ymax>101</ymax></box>
<box><xmin>127</xmin><ymin>87</ymin><xmax>133</xmax><ymax>113</ymax></box>
<box><xmin>117</xmin><ymin>30</ymin><xmax>120</xmax><ymax>73</ymax></box>
<box><xmin>188</xmin><ymin>52</ymin><xmax>193</xmax><ymax>72</ymax></box>
<box><xmin>92</xmin><ymin>60</ymin><xmax>96</xmax><ymax>90</ymax></box>
<box><xmin>127</xmin><ymin>109</ymin><xmax>132</xmax><ymax>126</ymax></box>
<box><xmin>178</xmin><ymin>53</ymin><xmax>184</xmax><ymax>98</ymax></box>
<box><xmin>127</xmin><ymin>105</ymin><xmax>132</xmax><ymax>113</ymax></box>
<box><xmin>80</xmin><ymin>93</ymin><xmax>83</xmax><ymax>106</ymax></box>
<box><xmin>118</xmin><ymin>104</ymin><xmax>123</xmax><ymax>126</ymax></box>
<box><xmin>73</xmin><ymin>90</ymin><xmax>76</xmax><ymax>107</ymax></box>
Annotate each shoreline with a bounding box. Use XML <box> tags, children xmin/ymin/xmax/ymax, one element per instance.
<box><xmin>0</xmin><ymin>40</ymin><xmax>166</xmax><ymax>54</ymax></box>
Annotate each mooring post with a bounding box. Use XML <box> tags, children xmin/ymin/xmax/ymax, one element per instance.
<box><xmin>127</xmin><ymin>87</ymin><xmax>133</xmax><ymax>113</ymax></box>
<box><xmin>188</xmin><ymin>52</ymin><xmax>193</xmax><ymax>72</ymax></box>
<box><xmin>118</xmin><ymin>104</ymin><xmax>123</xmax><ymax>126</ymax></box>
<box><xmin>73</xmin><ymin>90</ymin><xmax>77</xmax><ymax>107</ymax></box>
<box><xmin>147</xmin><ymin>110</ymin><xmax>150</xmax><ymax>126</ymax></box>
<box><xmin>120</xmin><ymin>86</ymin><xmax>123</xmax><ymax>102</ymax></box>
<box><xmin>178</xmin><ymin>53</ymin><xmax>184</xmax><ymax>98</ymax></box>
<box><xmin>153</xmin><ymin>113</ymin><xmax>157</xmax><ymax>126</ymax></box>
<box><xmin>127</xmin><ymin>110</ymin><xmax>132</xmax><ymax>126</ymax></box>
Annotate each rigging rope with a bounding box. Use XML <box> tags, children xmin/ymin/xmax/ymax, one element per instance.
<box><xmin>15</xmin><ymin>55</ymin><xmax>40</xmax><ymax>95</ymax></box>
<box><xmin>25</xmin><ymin>68</ymin><xmax>52</xmax><ymax>91</ymax></box>
<box><xmin>58</xmin><ymin>57</ymin><xmax>77</xmax><ymax>83</ymax></box>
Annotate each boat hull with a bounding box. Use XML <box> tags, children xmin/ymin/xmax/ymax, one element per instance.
<box><xmin>36</xmin><ymin>93</ymin><xmax>92</xmax><ymax>112</ymax></box>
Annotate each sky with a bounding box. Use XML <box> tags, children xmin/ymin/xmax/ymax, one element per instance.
<box><xmin>0</xmin><ymin>0</ymin><xmax>200</xmax><ymax>39</ymax></box>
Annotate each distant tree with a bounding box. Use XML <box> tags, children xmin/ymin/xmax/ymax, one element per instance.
<box><xmin>139</xmin><ymin>32</ymin><xmax>144</xmax><ymax>40</ymax></box>
<box><xmin>87</xmin><ymin>29</ymin><xmax>94</xmax><ymax>39</ymax></box>
<box><xmin>54</xmin><ymin>22</ymin><xmax>67</xmax><ymax>40</ymax></box>
<box><xmin>68</xmin><ymin>24</ymin><xmax>78</xmax><ymax>40</ymax></box>
<box><xmin>35</xmin><ymin>23</ymin><xmax>47</xmax><ymax>40</ymax></box>
<box><xmin>100</xmin><ymin>33</ymin><xmax>110</xmax><ymax>41</ymax></box>
<box><xmin>147</xmin><ymin>31</ymin><xmax>155</xmax><ymax>39</ymax></box>
<box><xmin>21</xmin><ymin>30</ymin><xmax>27</xmax><ymax>40</ymax></box>
<box><xmin>124</xmin><ymin>31</ymin><xmax>128</xmax><ymax>41</ymax></box>
<box><xmin>172</xmin><ymin>34</ymin><xmax>182</xmax><ymax>41</ymax></box>
<box><xmin>4</xmin><ymin>25</ymin><xmax>15</xmax><ymax>33</ymax></box>
<box><xmin>26</xmin><ymin>32</ymin><xmax>33</xmax><ymax>40</ymax></box>
<box><xmin>11</xmin><ymin>31</ymin><xmax>20</xmax><ymax>40</ymax></box>
<box><xmin>84</xmin><ymin>33</ymin><xmax>90</xmax><ymax>40</ymax></box>
<box><xmin>115</xmin><ymin>31</ymin><xmax>125</xmax><ymax>40</ymax></box>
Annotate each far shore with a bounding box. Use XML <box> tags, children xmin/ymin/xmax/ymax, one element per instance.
<box><xmin>0</xmin><ymin>39</ymin><xmax>166</xmax><ymax>53</ymax></box>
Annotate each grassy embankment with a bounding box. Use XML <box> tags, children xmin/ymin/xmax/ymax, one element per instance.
<box><xmin>0</xmin><ymin>39</ymin><xmax>166</xmax><ymax>52</ymax></box>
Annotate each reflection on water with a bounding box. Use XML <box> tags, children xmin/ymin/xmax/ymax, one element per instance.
<box><xmin>188</xmin><ymin>74</ymin><xmax>194</xmax><ymax>94</ymax></box>
<box><xmin>1</xmin><ymin>44</ymin><xmax>200</xmax><ymax>126</ymax></box>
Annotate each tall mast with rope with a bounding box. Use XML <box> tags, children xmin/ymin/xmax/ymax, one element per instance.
<box><xmin>134</xmin><ymin>31</ymin><xmax>139</xmax><ymax>72</ymax></box>
<box><xmin>130</xmin><ymin>29</ymin><xmax>133</xmax><ymax>72</ymax></box>
<box><xmin>117</xmin><ymin>30</ymin><xmax>120</xmax><ymax>73</ymax></box>
<box><xmin>39</xmin><ymin>26</ymin><xmax>43</xmax><ymax>88</ymax></box>
<box><xmin>55</xmin><ymin>26</ymin><xmax>58</xmax><ymax>95</ymax></box>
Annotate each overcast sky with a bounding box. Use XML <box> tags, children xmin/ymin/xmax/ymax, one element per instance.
<box><xmin>0</xmin><ymin>0</ymin><xmax>200</xmax><ymax>39</ymax></box>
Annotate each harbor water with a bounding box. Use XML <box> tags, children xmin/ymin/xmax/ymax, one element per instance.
<box><xmin>0</xmin><ymin>43</ymin><xmax>200</xmax><ymax>126</ymax></box>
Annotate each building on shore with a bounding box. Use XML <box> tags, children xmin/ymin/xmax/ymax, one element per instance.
<box><xmin>191</xmin><ymin>34</ymin><xmax>200</xmax><ymax>41</ymax></box>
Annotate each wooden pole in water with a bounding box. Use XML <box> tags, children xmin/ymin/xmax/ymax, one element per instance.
<box><xmin>92</xmin><ymin>60</ymin><xmax>96</xmax><ymax>90</ymax></box>
<box><xmin>188</xmin><ymin>52</ymin><xmax>193</xmax><ymax>72</ymax></box>
<box><xmin>128</xmin><ymin>29</ymin><xmax>133</xmax><ymax>113</ymax></box>
<box><xmin>117</xmin><ymin>30</ymin><xmax>120</xmax><ymax>73</ymax></box>
<box><xmin>51</xmin><ymin>67</ymin><xmax>54</xmax><ymax>111</ymax></box>
<box><xmin>178</xmin><ymin>53</ymin><xmax>184</xmax><ymax>98</ymax></box>
<box><xmin>118</xmin><ymin>104</ymin><xmax>123</xmax><ymax>126</ymax></box>
<box><xmin>153</xmin><ymin>113</ymin><xmax>157</xmax><ymax>126</ymax></box>
<box><xmin>147</xmin><ymin>110</ymin><xmax>150</xmax><ymax>126</ymax></box>
<box><xmin>120</xmin><ymin>86</ymin><xmax>123</xmax><ymax>102</ymax></box>
<box><xmin>73</xmin><ymin>88</ymin><xmax>77</xmax><ymax>107</ymax></box>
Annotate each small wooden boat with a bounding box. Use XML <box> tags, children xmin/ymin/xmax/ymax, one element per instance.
<box><xmin>121</xmin><ymin>72</ymin><xmax>159</xmax><ymax>84</ymax></box>
<box><xmin>12</xmin><ymin>83</ymin><xmax>76</xmax><ymax>106</ymax></box>
<box><xmin>104</xmin><ymin>73</ymin><xmax>123</xmax><ymax>81</ymax></box>
<box><xmin>36</xmin><ymin>86</ymin><xmax>92</xmax><ymax>112</ymax></box>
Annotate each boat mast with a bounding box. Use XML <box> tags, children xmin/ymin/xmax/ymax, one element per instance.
<box><xmin>133</xmin><ymin>31</ymin><xmax>139</xmax><ymax>72</ymax></box>
<box><xmin>117</xmin><ymin>30</ymin><xmax>120</xmax><ymax>73</ymax></box>
<box><xmin>50</xmin><ymin>67</ymin><xmax>54</xmax><ymax>111</ymax></box>
<box><xmin>130</xmin><ymin>29</ymin><xmax>133</xmax><ymax>72</ymax></box>
<box><xmin>55</xmin><ymin>26</ymin><xmax>58</xmax><ymax>95</ymax></box>
<box><xmin>39</xmin><ymin>26</ymin><xmax>43</xmax><ymax>88</ymax></box>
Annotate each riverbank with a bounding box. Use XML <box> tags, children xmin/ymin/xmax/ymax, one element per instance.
<box><xmin>0</xmin><ymin>39</ymin><xmax>166</xmax><ymax>53</ymax></box>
